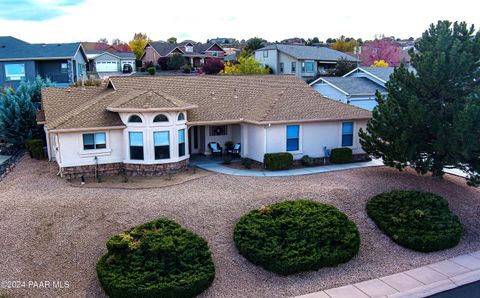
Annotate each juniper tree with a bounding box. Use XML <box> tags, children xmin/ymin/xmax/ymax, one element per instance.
<box><xmin>359</xmin><ymin>21</ymin><xmax>480</xmax><ymax>185</ymax></box>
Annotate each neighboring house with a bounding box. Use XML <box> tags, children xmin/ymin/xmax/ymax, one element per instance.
<box><xmin>85</xmin><ymin>50</ymin><xmax>136</xmax><ymax>75</ymax></box>
<box><xmin>254</xmin><ymin>44</ymin><xmax>359</xmax><ymax>80</ymax></box>
<box><xmin>141</xmin><ymin>41</ymin><xmax>226</xmax><ymax>68</ymax></box>
<box><xmin>310</xmin><ymin>66</ymin><xmax>395</xmax><ymax>110</ymax></box>
<box><xmin>0</xmin><ymin>36</ymin><xmax>88</xmax><ymax>88</ymax></box>
<box><xmin>39</xmin><ymin>75</ymin><xmax>370</xmax><ymax>179</ymax></box>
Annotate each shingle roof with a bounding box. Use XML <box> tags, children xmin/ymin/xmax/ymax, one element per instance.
<box><xmin>0</xmin><ymin>36</ymin><xmax>82</xmax><ymax>60</ymax></box>
<box><xmin>42</xmin><ymin>75</ymin><xmax>371</xmax><ymax>131</ymax></box>
<box><xmin>356</xmin><ymin>67</ymin><xmax>395</xmax><ymax>82</ymax></box>
<box><xmin>148</xmin><ymin>42</ymin><xmax>182</xmax><ymax>56</ymax></box>
<box><xmin>319</xmin><ymin>77</ymin><xmax>387</xmax><ymax>96</ymax></box>
<box><xmin>107</xmin><ymin>90</ymin><xmax>198</xmax><ymax>112</ymax></box>
<box><xmin>87</xmin><ymin>51</ymin><xmax>136</xmax><ymax>59</ymax></box>
<box><xmin>148</xmin><ymin>42</ymin><xmax>224</xmax><ymax>57</ymax></box>
<box><xmin>258</xmin><ymin>44</ymin><xmax>359</xmax><ymax>62</ymax></box>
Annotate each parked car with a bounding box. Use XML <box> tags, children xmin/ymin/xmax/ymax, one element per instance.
<box><xmin>123</xmin><ymin>64</ymin><xmax>133</xmax><ymax>73</ymax></box>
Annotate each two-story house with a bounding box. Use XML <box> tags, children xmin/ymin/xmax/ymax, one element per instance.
<box><xmin>0</xmin><ymin>36</ymin><xmax>88</xmax><ymax>88</ymax></box>
<box><xmin>254</xmin><ymin>44</ymin><xmax>359</xmax><ymax>81</ymax></box>
<box><xmin>141</xmin><ymin>41</ymin><xmax>225</xmax><ymax>69</ymax></box>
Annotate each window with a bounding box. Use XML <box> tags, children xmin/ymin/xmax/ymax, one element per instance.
<box><xmin>154</xmin><ymin>131</ymin><xmax>170</xmax><ymax>159</ymax></box>
<box><xmin>5</xmin><ymin>63</ymin><xmax>25</xmax><ymax>81</ymax></box>
<box><xmin>263</xmin><ymin>51</ymin><xmax>268</xmax><ymax>58</ymax></box>
<box><xmin>128</xmin><ymin>115</ymin><xmax>142</xmax><ymax>123</ymax></box>
<box><xmin>301</xmin><ymin>61</ymin><xmax>314</xmax><ymax>73</ymax></box>
<box><xmin>153</xmin><ymin>114</ymin><xmax>169</xmax><ymax>122</ymax></box>
<box><xmin>178</xmin><ymin>129</ymin><xmax>186</xmax><ymax>157</ymax></box>
<box><xmin>60</xmin><ymin>63</ymin><xmax>68</xmax><ymax>74</ymax></box>
<box><xmin>291</xmin><ymin>62</ymin><xmax>296</xmax><ymax>73</ymax></box>
<box><xmin>279</xmin><ymin>62</ymin><xmax>284</xmax><ymax>73</ymax></box>
<box><xmin>177</xmin><ymin>113</ymin><xmax>185</xmax><ymax>121</ymax></box>
<box><xmin>212</xmin><ymin>52</ymin><xmax>218</xmax><ymax>57</ymax></box>
<box><xmin>286</xmin><ymin>125</ymin><xmax>300</xmax><ymax>151</ymax></box>
<box><xmin>129</xmin><ymin>132</ymin><xmax>144</xmax><ymax>160</ymax></box>
<box><xmin>82</xmin><ymin>132</ymin><xmax>106</xmax><ymax>150</ymax></box>
<box><xmin>342</xmin><ymin>122</ymin><xmax>354</xmax><ymax>147</ymax></box>
<box><xmin>209</xmin><ymin>125</ymin><xmax>227</xmax><ymax>136</ymax></box>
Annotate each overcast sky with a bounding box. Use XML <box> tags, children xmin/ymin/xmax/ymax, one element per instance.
<box><xmin>0</xmin><ymin>0</ymin><xmax>478</xmax><ymax>44</ymax></box>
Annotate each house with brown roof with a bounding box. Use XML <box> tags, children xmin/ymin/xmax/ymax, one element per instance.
<box><xmin>39</xmin><ymin>75</ymin><xmax>370</xmax><ymax>179</ymax></box>
<box><xmin>141</xmin><ymin>41</ymin><xmax>225</xmax><ymax>69</ymax></box>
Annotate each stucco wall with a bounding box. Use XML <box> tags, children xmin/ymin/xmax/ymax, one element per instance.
<box><xmin>254</xmin><ymin>49</ymin><xmax>278</xmax><ymax>73</ymax></box>
<box><xmin>203</xmin><ymin>124</ymin><xmax>241</xmax><ymax>154</ymax></box>
<box><xmin>265</xmin><ymin>120</ymin><xmax>367</xmax><ymax>160</ymax></box>
<box><xmin>243</xmin><ymin>124</ymin><xmax>265</xmax><ymax>162</ymax></box>
<box><xmin>312</xmin><ymin>83</ymin><xmax>348</xmax><ymax>101</ymax></box>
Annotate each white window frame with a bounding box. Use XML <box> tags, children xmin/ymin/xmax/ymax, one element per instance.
<box><xmin>286</xmin><ymin>124</ymin><xmax>302</xmax><ymax>153</ymax></box>
<box><xmin>5</xmin><ymin>63</ymin><xmax>25</xmax><ymax>81</ymax></box>
<box><xmin>263</xmin><ymin>50</ymin><xmax>268</xmax><ymax>58</ymax></box>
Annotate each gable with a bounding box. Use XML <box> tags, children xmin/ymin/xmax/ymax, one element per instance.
<box><xmin>94</xmin><ymin>52</ymin><xmax>121</xmax><ymax>61</ymax></box>
<box><xmin>206</xmin><ymin>44</ymin><xmax>225</xmax><ymax>52</ymax></box>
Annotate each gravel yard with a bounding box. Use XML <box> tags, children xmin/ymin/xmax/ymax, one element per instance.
<box><xmin>0</xmin><ymin>157</ymin><xmax>479</xmax><ymax>298</ymax></box>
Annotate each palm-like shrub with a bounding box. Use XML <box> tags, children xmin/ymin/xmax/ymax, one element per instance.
<box><xmin>234</xmin><ymin>200</ymin><xmax>360</xmax><ymax>275</ymax></box>
<box><xmin>367</xmin><ymin>190</ymin><xmax>463</xmax><ymax>252</ymax></box>
<box><xmin>97</xmin><ymin>218</ymin><xmax>215</xmax><ymax>298</ymax></box>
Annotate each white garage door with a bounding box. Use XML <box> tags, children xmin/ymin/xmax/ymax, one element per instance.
<box><xmin>95</xmin><ymin>61</ymin><xmax>118</xmax><ymax>72</ymax></box>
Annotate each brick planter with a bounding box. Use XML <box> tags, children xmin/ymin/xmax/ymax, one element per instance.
<box><xmin>60</xmin><ymin>159</ymin><xmax>189</xmax><ymax>179</ymax></box>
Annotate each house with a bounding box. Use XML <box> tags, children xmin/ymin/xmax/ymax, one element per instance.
<box><xmin>141</xmin><ymin>41</ymin><xmax>225</xmax><ymax>69</ymax></box>
<box><xmin>0</xmin><ymin>36</ymin><xmax>88</xmax><ymax>88</ymax></box>
<box><xmin>254</xmin><ymin>44</ymin><xmax>359</xmax><ymax>81</ymax></box>
<box><xmin>85</xmin><ymin>50</ymin><xmax>136</xmax><ymax>76</ymax></box>
<box><xmin>39</xmin><ymin>75</ymin><xmax>371</xmax><ymax>179</ymax></box>
<box><xmin>309</xmin><ymin>66</ymin><xmax>395</xmax><ymax>110</ymax></box>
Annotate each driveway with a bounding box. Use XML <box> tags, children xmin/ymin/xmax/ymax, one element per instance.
<box><xmin>0</xmin><ymin>157</ymin><xmax>479</xmax><ymax>298</ymax></box>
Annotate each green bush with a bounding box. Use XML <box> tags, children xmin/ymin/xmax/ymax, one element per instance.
<box><xmin>96</xmin><ymin>218</ymin><xmax>215</xmax><ymax>298</ymax></box>
<box><xmin>242</xmin><ymin>158</ymin><xmax>253</xmax><ymax>169</ymax></box>
<box><xmin>264</xmin><ymin>152</ymin><xmax>293</xmax><ymax>170</ymax></box>
<box><xmin>222</xmin><ymin>155</ymin><xmax>233</xmax><ymax>164</ymax></box>
<box><xmin>234</xmin><ymin>200</ymin><xmax>360</xmax><ymax>275</ymax></box>
<box><xmin>147</xmin><ymin>67</ymin><xmax>156</xmax><ymax>75</ymax></box>
<box><xmin>183</xmin><ymin>65</ymin><xmax>192</xmax><ymax>73</ymax></box>
<box><xmin>25</xmin><ymin>139</ymin><xmax>44</xmax><ymax>159</ymax></box>
<box><xmin>367</xmin><ymin>190</ymin><xmax>463</xmax><ymax>252</ymax></box>
<box><xmin>330</xmin><ymin>148</ymin><xmax>353</xmax><ymax>163</ymax></box>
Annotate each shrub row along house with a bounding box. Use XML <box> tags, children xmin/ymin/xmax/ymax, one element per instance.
<box><xmin>141</xmin><ymin>41</ymin><xmax>226</xmax><ymax>69</ymax></box>
<box><xmin>253</xmin><ymin>44</ymin><xmax>359</xmax><ymax>81</ymax></box>
<box><xmin>0</xmin><ymin>36</ymin><xmax>88</xmax><ymax>88</ymax></box>
<box><xmin>38</xmin><ymin>75</ymin><xmax>370</xmax><ymax>179</ymax></box>
<box><xmin>309</xmin><ymin>66</ymin><xmax>395</xmax><ymax>110</ymax></box>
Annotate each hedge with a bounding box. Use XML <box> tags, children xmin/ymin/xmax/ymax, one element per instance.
<box><xmin>367</xmin><ymin>190</ymin><xmax>463</xmax><ymax>252</ymax></box>
<box><xmin>147</xmin><ymin>67</ymin><xmax>156</xmax><ymax>75</ymax></box>
<box><xmin>234</xmin><ymin>200</ymin><xmax>360</xmax><ymax>275</ymax></box>
<box><xmin>330</xmin><ymin>148</ymin><xmax>353</xmax><ymax>163</ymax></box>
<box><xmin>25</xmin><ymin>139</ymin><xmax>44</xmax><ymax>159</ymax></box>
<box><xmin>96</xmin><ymin>218</ymin><xmax>215</xmax><ymax>298</ymax></box>
<box><xmin>264</xmin><ymin>152</ymin><xmax>293</xmax><ymax>170</ymax></box>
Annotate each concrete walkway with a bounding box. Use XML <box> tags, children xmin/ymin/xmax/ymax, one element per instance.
<box><xmin>297</xmin><ymin>251</ymin><xmax>480</xmax><ymax>298</ymax></box>
<box><xmin>194</xmin><ymin>159</ymin><xmax>384</xmax><ymax>177</ymax></box>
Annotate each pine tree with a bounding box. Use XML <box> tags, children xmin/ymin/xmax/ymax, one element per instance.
<box><xmin>359</xmin><ymin>21</ymin><xmax>480</xmax><ymax>185</ymax></box>
<box><xmin>0</xmin><ymin>76</ymin><xmax>53</xmax><ymax>147</ymax></box>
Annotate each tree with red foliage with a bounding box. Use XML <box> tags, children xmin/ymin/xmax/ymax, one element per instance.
<box><xmin>202</xmin><ymin>58</ymin><xmax>224</xmax><ymax>74</ymax></box>
<box><xmin>360</xmin><ymin>38</ymin><xmax>402</xmax><ymax>66</ymax></box>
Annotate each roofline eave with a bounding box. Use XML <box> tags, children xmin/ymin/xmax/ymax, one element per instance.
<box><xmin>106</xmin><ymin>105</ymin><xmax>198</xmax><ymax>113</ymax></box>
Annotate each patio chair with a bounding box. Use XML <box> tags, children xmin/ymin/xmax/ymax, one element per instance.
<box><xmin>226</xmin><ymin>143</ymin><xmax>241</xmax><ymax>156</ymax></box>
<box><xmin>208</xmin><ymin>142</ymin><xmax>223</xmax><ymax>158</ymax></box>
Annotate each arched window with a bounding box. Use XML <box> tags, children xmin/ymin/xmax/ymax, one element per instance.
<box><xmin>153</xmin><ymin>114</ymin><xmax>169</xmax><ymax>123</ymax></box>
<box><xmin>177</xmin><ymin>113</ymin><xmax>185</xmax><ymax>121</ymax></box>
<box><xmin>128</xmin><ymin>115</ymin><xmax>142</xmax><ymax>123</ymax></box>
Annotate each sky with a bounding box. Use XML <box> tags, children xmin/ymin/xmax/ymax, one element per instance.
<box><xmin>0</xmin><ymin>0</ymin><xmax>478</xmax><ymax>44</ymax></box>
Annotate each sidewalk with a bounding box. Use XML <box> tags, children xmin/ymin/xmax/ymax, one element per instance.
<box><xmin>297</xmin><ymin>251</ymin><xmax>480</xmax><ymax>298</ymax></box>
<box><xmin>194</xmin><ymin>159</ymin><xmax>384</xmax><ymax>177</ymax></box>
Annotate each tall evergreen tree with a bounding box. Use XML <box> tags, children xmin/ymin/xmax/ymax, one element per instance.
<box><xmin>0</xmin><ymin>76</ymin><xmax>53</xmax><ymax>146</ymax></box>
<box><xmin>359</xmin><ymin>21</ymin><xmax>480</xmax><ymax>185</ymax></box>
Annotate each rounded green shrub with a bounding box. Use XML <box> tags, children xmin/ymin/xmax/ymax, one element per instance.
<box><xmin>234</xmin><ymin>200</ymin><xmax>360</xmax><ymax>275</ymax></box>
<box><xmin>96</xmin><ymin>218</ymin><xmax>215</xmax><ymax>298</ymax></box>
<box><xmin>147</xmin><ymin>66</ymin><xmax>156</xmax><ymax>75</ymax></box>
<box><xmin>330</xmin><ymin>147</ymin><xmax>353</xmax><ymax>163</ymax></box>
<box><xmin>367</xmin><ymin>190</ymin><xmax>463</xmax><ymax>252</ymax></box>
<box><xmin>264</xmin><ymin>152</ymin><xmax>293</xmax><ymax>170</ymax></box>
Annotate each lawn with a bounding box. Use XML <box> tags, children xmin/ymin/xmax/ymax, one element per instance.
<box><xmin>0</xmin><ymin>156</ymin><xmax>479</xmax><ymax>298</ymax></box>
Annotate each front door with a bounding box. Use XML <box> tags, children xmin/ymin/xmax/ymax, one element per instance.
<box><xmin>188</xmin><ymin>126</ymin><xmax>200</xmax><ymax>154</ymax></box>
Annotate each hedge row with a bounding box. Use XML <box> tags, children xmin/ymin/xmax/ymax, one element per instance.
<box><xmin>264</xmin><ymin>153</ymin><xmax>293</xmax><ymax>170</ymax></box>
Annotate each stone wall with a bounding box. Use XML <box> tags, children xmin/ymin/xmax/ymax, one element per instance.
<box><xmin>60</xmin><ymin>159</ymin><xmax>189</xmax><ymax>180</ymax></box>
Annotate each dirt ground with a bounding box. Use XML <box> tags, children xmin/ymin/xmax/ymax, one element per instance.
<box><xmin>0</xmin><ymin>156</ymin><xmax>479</xmax><ymax>298</ymax></box>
